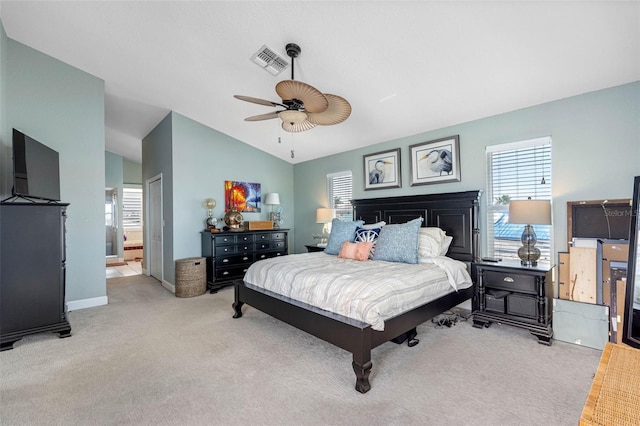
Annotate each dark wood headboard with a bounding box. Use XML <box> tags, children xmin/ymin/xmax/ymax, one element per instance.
<box><xmin>352</xmin><ymin>190</ymin><xmax>482</xmax><ymax>263</ymax></box>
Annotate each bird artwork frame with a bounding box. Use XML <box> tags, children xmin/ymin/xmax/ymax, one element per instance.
<box><xmin>363</xmin><ymin>148</ymin><xmax>402</xmax><ymax>190</ymax></box>
<box><xmin>409</xmin><ymin>135</ymin><xmax>461</xmax><ymax>186</ymax></box>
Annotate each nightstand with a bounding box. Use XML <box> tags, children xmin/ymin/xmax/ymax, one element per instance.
<box><xmin>472</xmin><ymin>260</ymin><xmax>554</xmax><ymax>345</ymax></box>
<box><xmin>305</xmin><ymin>244</ymin><xmax>325</xmax><ymax>253</ymax></box>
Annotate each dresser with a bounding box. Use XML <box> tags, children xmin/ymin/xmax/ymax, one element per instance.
<box><xmin>200</xmin><ymin>229</ymin><xmax>288</xmax><ymax>293</ymax></box>
<box><xmin>472</xmin><ymin>260</ymin><xmax>554</xmax><ymax>345</ymax></box>
<box><xmin>1</xmin><ymin>202</ymin><xmax>72</xmax><ymax>350</ymax></box>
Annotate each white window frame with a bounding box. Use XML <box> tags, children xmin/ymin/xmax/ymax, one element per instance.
<box><xmin>486</xmin><ymin>137</ymin><xmax>553</xmax><ymax>262</ymax></box>
<box><xmin>327</xmin><ymin>171</ymin><xmax>353</xmax><ymax>221</ymax></box>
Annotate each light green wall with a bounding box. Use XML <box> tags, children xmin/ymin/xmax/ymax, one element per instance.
<box><xmin>143</xmin><ymin>111</ymin><xmax>294</xmax><ymax>286</ymax></box>
<box><xmin>142</xmin><ymin>113</ymin><xmax>173</xmax><ymax>284</ymax></box>
<box><xmin>4</xmin><ymin>36</ymin><xmax>106</xmax><ymax>303</ymax></box>
<box><xmin>123</xmin><ymin>158</ymin><xmax>142</xmax><ymax>185</ymax></box>
<box><xmin>293</xmin><ymin>82</ymin><xmax>640</xmax><ymax>256</ymax></box>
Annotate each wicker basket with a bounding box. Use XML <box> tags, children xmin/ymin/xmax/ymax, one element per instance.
<box><xmin>175</xmin><ymin>257</ymin><xmax>206</xmax><ymax>297</ymax></box>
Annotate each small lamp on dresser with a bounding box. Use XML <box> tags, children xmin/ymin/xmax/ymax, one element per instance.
<box><xmin>264</xmin><ymin>193</ymin><xmax>281</xmax><ymax>229</ymax></box>
<box><xmin>315</xmin><ymin>208</ymin><xmax>336</xmax><ymax>245</ymax></box>
<box><xmin>508</xmin><ymin>197</ymin><xmax>552</xmax><ymax>266</ymax></box>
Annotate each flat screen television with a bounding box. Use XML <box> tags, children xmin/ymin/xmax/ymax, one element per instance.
<box><xmin>12</xmin><ymin>128</ymin><xmax>61</xmax><ymax>202</ymax></box>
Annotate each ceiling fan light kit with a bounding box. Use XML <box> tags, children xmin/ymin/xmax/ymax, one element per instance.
<box><xmin>235</xmin><ymin>43</ymin><xmax>351</xmax><ymax>133</ymax></box>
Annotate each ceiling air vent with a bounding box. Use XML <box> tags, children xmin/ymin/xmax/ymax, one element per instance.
<box><xmin>250</xmin><ymin>45</ymin><xmax>289</xmax><ymax>76</ymax></box>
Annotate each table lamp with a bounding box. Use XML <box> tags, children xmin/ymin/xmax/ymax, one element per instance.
<box><xmin>264</xmin><ymin>193</ymin><xmax>281</xmax><ymax>229</ymax></box>
<box><xmin>315</xmin><ymin>208</ymin><xmax>336</xmax><ymax>245</ymax></box>
<box><xmin>508</xmin><ymin>198</ymin><xmax>552</xmax><ymax>266</ymax></box>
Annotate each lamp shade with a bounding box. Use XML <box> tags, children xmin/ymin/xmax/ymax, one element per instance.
<box><xmin>508</xmin><ymin>199</ymin><xmax>552</xmax><ymax>225</ymax></box>
<box><xmin>316</xmin><ymin>208</ymin><xmax>336</xmax><ymax>223</ymax></box>
<box><xmin>264</xmin><ymin>193</ymin><xmax>280</xmax><ymax>205</ymax></box>
<box><xmin>279</xmin><ymin>110</ymin><xmax>307</xmax><ymax>124</ymax></box>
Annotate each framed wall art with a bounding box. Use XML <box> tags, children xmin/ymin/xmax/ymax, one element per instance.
<box><xmin>409</xmin><ymin>135</ymin><xmax>461</xmax><ymax>186</ymax></box>
<box><xmin>224</xmin><ymin>180</ymin><xmax>261</xmax><ymax>212</ymax></box>
<box><xmin>363</xmin><ymin>148</ymin><xmax>401</xmax><ymax>190</ymax></box>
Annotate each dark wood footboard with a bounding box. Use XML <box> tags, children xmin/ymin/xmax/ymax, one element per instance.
<box><xmin>233</xmin><ymin>280</ymin><xmax>475</xmax><ymax>393</ymax></box>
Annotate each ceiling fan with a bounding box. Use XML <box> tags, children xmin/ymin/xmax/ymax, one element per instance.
<box><xmin>234</xmin><ymin>43</ymin><xmax>351</xmax><ymax>133</ymax></box>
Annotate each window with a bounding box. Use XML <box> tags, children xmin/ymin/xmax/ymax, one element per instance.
<box><xmin>122</xmin><ymin>187</ymin><xmax>143</xmax><ymax>230</ymax></box>
<box><xmin>486</xmin><ymin>137</ymin><xmax>552</xmax><ymax>261</ymax></box>
<box><xmin>327</xmin><ymin>171</ymin><xmax>353</xmax><ymax>221</ymax></box>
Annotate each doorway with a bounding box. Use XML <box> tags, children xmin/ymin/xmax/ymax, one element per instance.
<box><xmin>146</xmin><ymin>174</ymin><xmax>163</xmax><ymax>282</ymax></box>
<box><xmin>105</xmin><ymin>188</ymin><xmax>118</xmax><ymax>260</ymax></box>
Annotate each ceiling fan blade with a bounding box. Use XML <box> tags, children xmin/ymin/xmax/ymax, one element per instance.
<box><xmin>281</xmin><ymin>119</ymin><xmax>316</xmax><ymax>133</ymax></box>
<box><xmin>306</xmin><ymin>94</ymin><xmax>352</xmax><ymax>126</ymax></box>
<box><xmin>245</xmin><ymin>111</ymin><xmax>281</xmax><ymax>121</ymax></box>
<box><xmin>275</xmin><ymin>80</ymin><xmax>329</xmax><ymax>113</ymax></box>
<box><xmin>234</xmin><ymin>95</ymin><xmax>284</xmax><ymax>108</ymax></box>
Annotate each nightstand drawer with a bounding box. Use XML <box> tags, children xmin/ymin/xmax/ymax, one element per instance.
<box><xmin>483</xmin><ymin>270</ymin><xmax>537</xmax><ymax>294</ymax></box>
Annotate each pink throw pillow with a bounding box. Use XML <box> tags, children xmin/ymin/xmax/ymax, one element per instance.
<box><xmin>338</xmin><ymin>241</ymin><xmax>373</xmax><ymax>261</ymax></box>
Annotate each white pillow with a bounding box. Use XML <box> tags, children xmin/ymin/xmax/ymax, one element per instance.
<box><xmin>418</xmin><ymin>227</ymin><xmax>452</xmax><ymax>258</ymax></box>
<box><xmin>361</xmin><ymin>221</ymin><xmax>386</xmax><ymax>230</ymax></box>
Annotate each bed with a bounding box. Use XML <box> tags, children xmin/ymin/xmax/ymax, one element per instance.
<box><xmin>232</xmin><ymin>190</ymin><xmax>481</xmax><ymax>393</ymax></box>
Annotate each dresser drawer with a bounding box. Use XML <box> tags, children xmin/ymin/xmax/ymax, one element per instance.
<box><xmin>215</xmin><ymin>235</ymin><xmax>237</xmax><ymax>246</ymax></box>
<box><xmin>270</xmin><ymin>232</ymin><xmax>286</xmax><ymax>240</ymax></box>
<box><xmin>255</xmin><ymin>250</ymin><xmax>286</xmax><ymax>261</ymax></box>
<box><xmin>236</xmin><ymin>234</ymin><xmax>254</xmax><ymax>243</ymax></box>
<box><xmin>482</xmin><ymin>269</ymin><xmax>537</xmax><ymax>294</ymax></box>
<box><xmin>236</xmin><ymin>242</ymin><xmax>254</xmax><ymax>252</ymax></box>
<box><xmin>215</xmin><ymin>265</ymin><xmax>250</xmax><ymax>281</ymax></box>
<box><xmin>216</xmin><ymin>253</ymin><xmax>254</xmax><ymax>268</ymax></box>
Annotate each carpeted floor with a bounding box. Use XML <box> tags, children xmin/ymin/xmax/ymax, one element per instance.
<box><xmin>0</xmin><ymin>274</ymin><xmax>602</xmax><ymax>425</ymax></box>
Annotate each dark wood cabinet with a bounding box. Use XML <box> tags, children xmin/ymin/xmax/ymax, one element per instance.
<box><xmin>305</xmin><ymin>244</ymin><xmax>325</xmax><ymax>253</ymax></box>
<box><xmin>0</xmin><ymin>202</ymin><xmax>72</xmax><ymax>351</ymax></box>
<box><xmin>201</xmin><ymin>229</ymin><xmax>288</xmax><ymax>293</ymax></box>
<box><xmin>472</xmin><ymin>260</ymin><xmax>554</xmax><ymax>345</ymax></box>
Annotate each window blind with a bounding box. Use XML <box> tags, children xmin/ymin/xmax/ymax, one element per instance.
<box><xmin>122</xmin><ymin>188</ymin><xmax>143</xmax><ymax>229</ymax></box>
<box><xmin>486</xmin><ymin>137</ymin><xmax>552</xmax><ymax>261</ymax></box>
<box><xmin>327</xmin><ymin>171</ymin><xmax>353</xmax><ymax>221</ymax></box>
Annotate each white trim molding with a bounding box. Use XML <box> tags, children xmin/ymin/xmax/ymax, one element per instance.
<box><xmin>66</xmin><ymin>296</ymin><xmax>108</xmax><ymax>312</ymax></box>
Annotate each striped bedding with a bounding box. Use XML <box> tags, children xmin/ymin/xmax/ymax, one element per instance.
<box><xmin>243</xmin><ymin>252</ymin><xmax>472</xmax><ymax>331</ymax></box>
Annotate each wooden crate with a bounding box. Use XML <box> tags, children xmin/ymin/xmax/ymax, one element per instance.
<box><xmin>247</xmin><ymin>221</ymin><xmax>273</xmax><ymax>230</ymax></box>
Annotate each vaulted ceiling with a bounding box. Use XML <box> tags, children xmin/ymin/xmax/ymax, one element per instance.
<box><xmin>2</xmin><ymin>1</ymin><xmax>638</xmax><ymax>164</ymax></box>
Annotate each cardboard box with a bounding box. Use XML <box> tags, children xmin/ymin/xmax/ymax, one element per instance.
<box><xmin>246</xmin><ymin>221</ymin><xmax>273</xmax><ymax>230</ymax></box>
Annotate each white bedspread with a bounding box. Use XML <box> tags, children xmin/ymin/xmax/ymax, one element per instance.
<box><xmin>243</xmin><ymin>252</ymin><xmax>472</xmax><ymax>331</ymax></box>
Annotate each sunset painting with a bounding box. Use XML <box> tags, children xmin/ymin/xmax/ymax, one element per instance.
<box><xmin>224</xmin><ymin>181</ymin><xmax>261</xmax><ymax>212</ymax></box>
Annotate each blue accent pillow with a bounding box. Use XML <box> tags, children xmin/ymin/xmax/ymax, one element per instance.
<box><xmin>324</xmin><ymin>219</ymin><xmax>364</xmax><ymax>255</ymax></box>
<box><xmin>354</xmin><ymin>227</ymin><xmax>382</xmax><ymax>258</ymax></box>
<box><xmin>372</xmin><ymin>218</ymin><xmax>422</xmax><ymax>264</ymax></box>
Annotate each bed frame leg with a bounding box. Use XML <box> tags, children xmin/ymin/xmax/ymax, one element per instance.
<box><xmin>352</xmin><ymin>360</ymin><xmax>372</xmax><ymax>393</ymax></box>
<box><xmin>232</xmin><ymin>283</ymin><xmax>244</xmax><ymax>318</ymax></box>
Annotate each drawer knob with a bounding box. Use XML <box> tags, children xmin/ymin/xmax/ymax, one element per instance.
<box><xmin>260</xmin><ymin>254</ymin><xmax>266</xmax><ymax>259</ymax></box>
<box><xmin>503</xmin><ymin>276</ymin><xmax>514</xmax><ymax>282</ymax></box>
<box><xmin>222</xmin><ymin>271</ymin><xmax>229</xmax><ymax>275</ymax></box>
<box><xmin>242</xmin><ymin>257</ymin><xmax>249</xmax><ymax>261</ymax></box>
<box><xmin>222</xmin><ymin>259</ymin><xmax>229</xmax><ymax>263</ymax></box>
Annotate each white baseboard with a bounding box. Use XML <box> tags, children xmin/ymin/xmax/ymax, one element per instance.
<box><xmin>67</xmin><ymin>296</ymin><xmax>108</xmax><ymax>312</ymax></box>
<box><xmin>162</xmin><ymin>280</ymin><xmax>175</xmax><ymax>294</ymax></box>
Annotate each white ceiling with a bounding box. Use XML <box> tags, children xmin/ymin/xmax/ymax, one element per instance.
<box><xmin>2</xmin><ymin>1</ymin><xmax>639</xmax><ymax>164</ymax></box>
